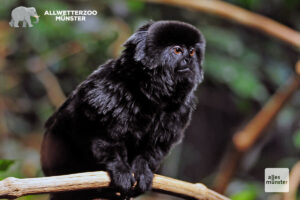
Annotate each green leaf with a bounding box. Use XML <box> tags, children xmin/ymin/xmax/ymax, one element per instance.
<box><xmin>293</xmin><ymin>130</ymin><xmax>300</xmax><ymax>149</ymax></box>
<box><xmin>0</xmin><ymin>160</ymin><xmax>14</xmax><ymax>171</ymax></box>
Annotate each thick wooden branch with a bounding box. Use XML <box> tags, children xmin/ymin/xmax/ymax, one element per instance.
<box><xmin>0</xmin><ymin>171</ymin><xmax>229</xmax><ymax>200</ymax></box>
<box><xmin>214</xmin><ymin>62</ymin><xmax>300</xmax><ymax>193</ymax></box>
<box><xmin>233</xmin><ymin>61</ymin><xmax>300</xmax><ymax>152</ymax></box>
<box><xmin>233</xmin><ymin>75</ymin><xmax>300</xmax><ymax>152</ymax></box>
<box><xmin>143</xmin><ymin>0</ymin><xmax>300</xmax><ymax>48</ymax></box>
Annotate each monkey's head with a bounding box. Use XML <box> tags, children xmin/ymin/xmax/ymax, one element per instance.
<box><xmin>123</xmin><ymin>21</ymin><xmax>206</xmax><ymax>103</ymax></box>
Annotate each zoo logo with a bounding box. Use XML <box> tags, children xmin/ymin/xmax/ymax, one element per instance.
<box><xmin>9</xmin><ymin>6</ymin><xmax>39</xmax><ymax>28</ymax></box>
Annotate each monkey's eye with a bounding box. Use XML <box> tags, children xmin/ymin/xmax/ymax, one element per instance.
<box><xmin>189</xmin><ymin>48</ymin><xmax>195</xmax><ymax>56</ymax></box>
<box><xmin>173</xmin><ymin>46</ymin><xmax>183</xmax><ymax>55</ymax></box>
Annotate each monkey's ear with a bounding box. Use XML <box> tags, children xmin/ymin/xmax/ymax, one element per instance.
<box><xmin>123</xmin><ymin>22</ymin><xmax>153</xmax><ymax>63</ymax></box>
<box><xmin>123</xmin><ymin>31</ymin><xmax>147</xmax><ymax>62</ymax></box>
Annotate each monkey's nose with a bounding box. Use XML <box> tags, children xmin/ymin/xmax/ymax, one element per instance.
<box><xmin>184</xmin><ymin>57</ymin><xmax>192</xmax><ymax>64</ymax></box>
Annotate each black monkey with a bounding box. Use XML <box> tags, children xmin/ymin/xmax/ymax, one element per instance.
<box><xmin>41</xmin><ymin>20</ymin><xmax>205</xmax><ymax>200</ymax></box>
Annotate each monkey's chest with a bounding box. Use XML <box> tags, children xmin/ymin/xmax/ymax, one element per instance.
<box><xmin>126</xmin><ymin>109</ymin><xmax>185</xmax><ymax>144</ymax></box>
<box><xmin>124</xmin><ymin>110</ymin><xmax>185</xmax><ymax>163</ymax></box>
<box><xmin>127</xmin><ymin>110</ymin><xmax>174</xmax><ymax>135</ymax></box>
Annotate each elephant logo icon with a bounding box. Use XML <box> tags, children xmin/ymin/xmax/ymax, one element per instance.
<box><xmin>9</xmin><ymin>6</ymin><xmax>39</xmax><ymax>28</ymax></box>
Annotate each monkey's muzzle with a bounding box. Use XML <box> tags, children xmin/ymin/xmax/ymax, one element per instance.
<box><xmin>176</xmin><ymin>65</ymin><xmax>192</xmax><ymax>73</ymax></box>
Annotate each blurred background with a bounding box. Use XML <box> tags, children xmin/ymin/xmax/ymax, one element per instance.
<box><xmin>0</xmin><ymin>0</ymin><xmax>300</xmax><ymax>199</ymax></box>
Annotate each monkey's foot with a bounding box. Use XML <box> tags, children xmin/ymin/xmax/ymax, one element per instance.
<box><xmin>131</xmin><ymin>157</ymin><xmax>153</xmax><ymax>197</ymax></box>
<box><xmin>108</xmin><ymin>164</ymin><xmax>135</xmax><ymax>198</ymax></box>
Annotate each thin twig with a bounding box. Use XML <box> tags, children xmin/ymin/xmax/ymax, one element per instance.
<box><xmin>26</xmin><ymin>41</ymin><xmax>84</xmax><ymax>108</ymax></box>
<box><xmin>27</xmin><ymin>57</ymin><xmax>66</xmax><ymax>108</ymax></box>
<box><xmin>0</xmin><ymin>172</ymin><xmax>230</xmax><ymax>200</ymax></box>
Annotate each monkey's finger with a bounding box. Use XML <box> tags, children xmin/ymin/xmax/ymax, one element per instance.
<box><xmin>132</xmin><ymin>181</ymin><xmax>137</xmax><ymax>188</ymax></box>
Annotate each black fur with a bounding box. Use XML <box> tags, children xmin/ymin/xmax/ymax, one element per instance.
<box><xmin>41</xmin><ymin>20</ymin><xmax>206</xmax><ymax>200</ymax></box>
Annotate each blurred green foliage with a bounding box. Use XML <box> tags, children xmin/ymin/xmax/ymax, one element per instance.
<box><xmin>0</xmin><ymin>160</ymin><xmax>20</xmax><ymax>181</ymax></box>
<box><xmin>293</xmin><ymin>130</ymin><xmax>300</xmax><ymax>149</ymax></box>
<box><xmin>231</xmin><ymin>184</ymin><xmax>258</xmax><ymax>200</ymax></box>
<box><xmin>0</xmin><ymin>160</ymin><xmax>14</xmax><ymax>172</ymax></box>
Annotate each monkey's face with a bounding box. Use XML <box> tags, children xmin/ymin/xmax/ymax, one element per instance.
<box><xmin>124</xmin><ymin>20</ymin><xmax>205</xmax><ymax>85</ymax></box>
<box><xmin>169</xmin><ymin>45</ymin><xmax>197</xmax><ymax>73</ymax></box>
<box><xmin>156</xmin><ymin>43</ymin><xmax>204</xmax><ymax>84</ymax></box>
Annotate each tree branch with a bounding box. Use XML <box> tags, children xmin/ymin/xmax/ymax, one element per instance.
<box><xmin>0</xmin><ymin>171</ymin><xmax>229</xmax><ymax>200</ymax></box>
<box><xmin>143</xmin><ymin>0</ymin><xmax>300</xmax><ymax>48</ymax></box>
<box><xmin>214</xmin><ymin>62</ymin><xmax>300</xmax><ymax>193</ymax></box>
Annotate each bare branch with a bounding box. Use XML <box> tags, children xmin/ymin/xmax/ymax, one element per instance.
<box><xmin>143</xmin><ymin>0</ymin><xmax>300</xmax><ymax>48</ymax></box>
<box><xmin>27</xmin><ymin>57</ymin><xmax>66</xmax><ymax>108</ymax></box>
<box><xmin>0</xmin><ymin>172</ymin><xmax>229</xmax><ymax>200</ymax></box>
<box><xmin>233</xmin><ymin>74</ymin><xmax>300</xmax><ymax>152</ymax></box>
<box><xmin>214</xmin><ymin>61</ymin><xmax>300</xmax><ymax>193</ymax></box>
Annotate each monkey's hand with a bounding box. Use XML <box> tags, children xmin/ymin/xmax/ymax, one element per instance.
<box><xmin>107</xmin><ymin>161</ymin><xmax>136</xmax><ymax>198</ymax></box>
<box><xmin>131</xmin><ymin>156</ymin><xmax>153</xmax><ymax>196</ymax></box>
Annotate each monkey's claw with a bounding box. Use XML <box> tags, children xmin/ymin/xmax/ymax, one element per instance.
<box><xmin>108</xmin><ymin>165</ymin><xmax>136</xmax><ymax>197</ymax></box>
<box><xmin>131</xmin><ymin>157</ymin><xmax>153</xmax><ymax>196</ymax></box>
